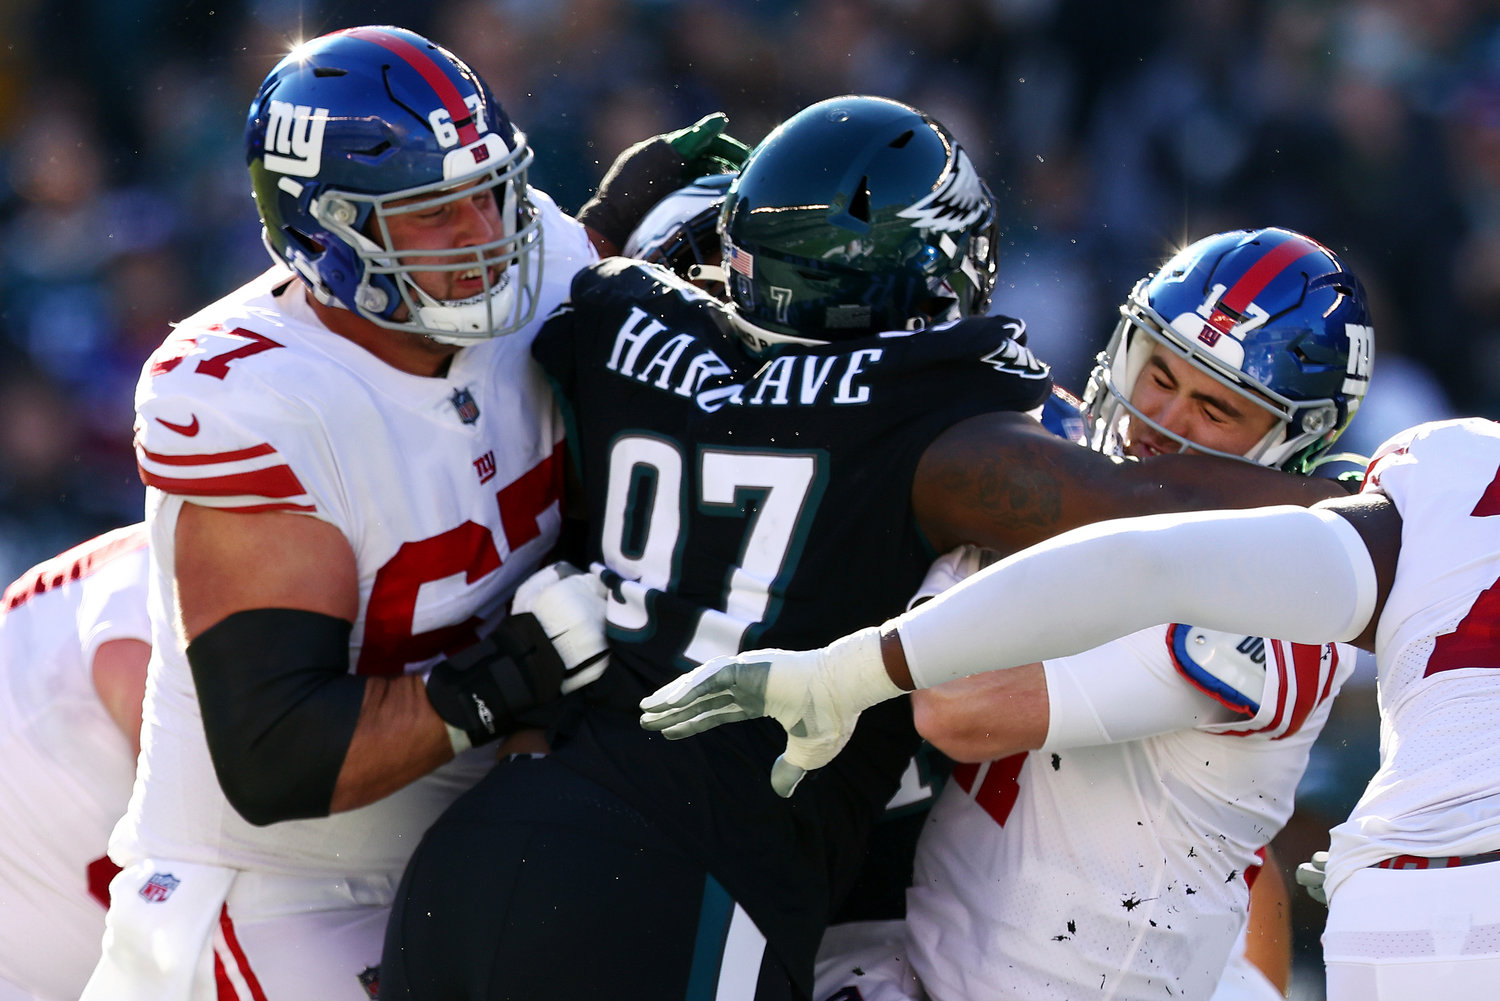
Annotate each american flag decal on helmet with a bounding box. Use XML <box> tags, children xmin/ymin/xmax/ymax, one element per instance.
<box><xmin>726</xmin><ymin>240</ymin><xmax>755</xmax><ymax>278</ymax></box>
<box><xmin>898</xmin><ymin>149</ymin><xmax>988</xmax><ymax>232</ymax></box>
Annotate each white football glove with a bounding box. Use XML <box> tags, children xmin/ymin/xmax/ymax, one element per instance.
<box><xmin>511</xmin><ymin>562</ymin><xmax>610</xmax><ymax>694</ymax></box>
<box><xmin>638</xmin><ymin>626</ymin><xmax>902</xmax><ymax>797</ymax></box>
<box><xmin>1295</xmin><ymin>850</ymin><xmax>1329</xmax><ymax>906</ymax></box>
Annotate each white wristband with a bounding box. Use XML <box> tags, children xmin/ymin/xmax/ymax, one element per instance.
<box><xmin>422</xmin><ymin>665</ymin><xmax>475</xmax><ymax>755</ymax></box>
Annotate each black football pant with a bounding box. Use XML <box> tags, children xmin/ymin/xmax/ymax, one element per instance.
<box><xmin>380</xmin><ymin>753</ymin><xmax>799</xmax><ymax>1001</ymax></box>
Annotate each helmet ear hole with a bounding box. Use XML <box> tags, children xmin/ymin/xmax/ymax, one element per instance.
<box><xmin>285</xmin><ymin>228</ymin><xmax>323</xmax><ymax>256</ymax></box>
<box><xmin>849</xmin><ymin>180</ymin><xmax>871</xmax><ymax>223</ymax></box>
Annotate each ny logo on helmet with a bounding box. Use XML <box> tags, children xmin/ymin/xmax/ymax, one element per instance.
<box><xmin>264</xmin><ymin>100</ymin><xmax>329</xmax><ymax>178</ymax></box>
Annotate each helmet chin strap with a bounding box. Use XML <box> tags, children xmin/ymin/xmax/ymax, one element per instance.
<box><xmin>726</xmin><ymin>309</ymin><xmax>829</xmax><ymax>353</ymax></box>
<box><xmin>688</xmin><ymin>264</ymin><xmax>727</xmax><ymax>286</ymax></box>
<box><xmin>407</xmin><ymin>267</ymin><xmax>516</xmax><ymax>338</ymax></box>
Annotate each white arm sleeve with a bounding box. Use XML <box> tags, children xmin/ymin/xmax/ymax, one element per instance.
<box><xmin>895</xmin><ymin>505</ymin><xmax>1376</xmax><ymax>691</ymax></box>
<box><xmin>1040</xmin><ymin>633</ymin><xmax>1234</xmax><ymax>751</ymax></box>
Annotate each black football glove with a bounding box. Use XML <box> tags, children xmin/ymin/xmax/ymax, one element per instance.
<box><xmin>424</xmin><ymin>561</ymin><xmax>612</xmax><ymax>750</ymax></box>
<box><xmin>576</xmin><ymin>112</ymin><xmax>751</xmax><ymax>250</ymax></box>
<box><xmin>424</xmin><ymin>612</ymin><xmax>565</xmax><ymax>749</ymax></box>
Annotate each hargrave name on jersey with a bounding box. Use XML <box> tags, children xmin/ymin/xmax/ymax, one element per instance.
<box><xmin>606</xmin><ymin>305</ymin><xmax>941</xmax><ymax>413</ymax></box>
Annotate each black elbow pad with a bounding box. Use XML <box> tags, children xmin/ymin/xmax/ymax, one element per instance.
<box><xmin>187</xmin><ymin>608</ymin><xmax>362</xmax><ymax>826</ymax></box>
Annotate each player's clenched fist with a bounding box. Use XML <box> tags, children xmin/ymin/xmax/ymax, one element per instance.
<box><xmin>639</xmin><ymin>626</ymin><xmax>902</xmax><ymax>797</ymax></box>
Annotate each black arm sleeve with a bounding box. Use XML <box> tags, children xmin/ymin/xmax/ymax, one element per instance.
<box><xmin>187</xmin><ymin>608</ymin><xmax>362</xmax><ymax>827</ymax></box>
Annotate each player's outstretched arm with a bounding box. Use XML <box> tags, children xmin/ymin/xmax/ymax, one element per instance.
<box><xmin>643</xmin><ymin>496</ymin><xmax>1395</xmax><ymax>795</ymax></box>
<box><xmin>912</xmin><ymin>410</ymin><xmax>1347</xmax><ymax>558</ymax></box>
<box><xmin>896</xmin><ymin>500</ymin><xmax>1386</xmax><ymax>691</ymax></box>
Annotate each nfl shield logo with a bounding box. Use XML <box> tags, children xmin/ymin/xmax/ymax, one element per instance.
<box><xmin>138</xmin><ymin>871</ymin><xmax>180</xmax><ymax>903</ymax></box>
<box><xmin>450</xmin><ymin>387</ymin><xmax>481</xmax><ymax>425</ymax></box>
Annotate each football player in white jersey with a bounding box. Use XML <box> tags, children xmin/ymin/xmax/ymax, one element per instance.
<box><xmin>83</xmin><ymin>24</ymin><xmax>747</xmax><ymax>1001</ymax></box>
<box><xmin>628</xmin><ymin>195</ymin><xmax>1306</xmax><ymax>1001</ymax></box>
<box><xmin>0</xmin><ymin>525</ymin><xmax>149</xmax><ymax>1001</ymax></box>
<box><xmin>647</xmin><ymin>415</ymin><xmax>1500</xmax><ymax>1001</ymax></box>
<box><xmin>644</xmin><ymin>228</ymin><xmax>1378</xmax><ymax>1000</ymax></box>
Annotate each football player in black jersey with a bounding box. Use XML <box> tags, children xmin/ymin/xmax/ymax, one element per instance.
<box><xmin>380</xmin><ymin>96</ymin><xmax>1347</xmax><ymax>1000</ymax></box>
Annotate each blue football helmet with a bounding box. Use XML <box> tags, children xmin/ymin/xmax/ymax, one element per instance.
<box><xmin>1082</xmin><ymin>228</ymin><xmax>1375</xmax><ymax>473</ymax></box>
<box><xmin>245</xmin><ymin>26</ymin><xmax>542</xmax><ymax>345</ymax></box>
<box><xmin>719</xmin><ymin>95</ymin><xmax>998</xmax><ymax>349</ymax></box>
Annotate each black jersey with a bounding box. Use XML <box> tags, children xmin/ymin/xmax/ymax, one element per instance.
<box><xmin>530</xmin><ymin>257</ymin><xmax>1051</xmax><ymax>986</ymax></box>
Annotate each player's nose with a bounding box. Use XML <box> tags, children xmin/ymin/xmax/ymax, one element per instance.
<box><xmin>453</xmin><ymin>193</ymin><xmax>502</xmax><ymax>246</ymax></box>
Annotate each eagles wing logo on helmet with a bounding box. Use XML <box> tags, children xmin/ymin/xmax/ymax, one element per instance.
<box><xmin>897</xmin><ymin>149</ymin><xmax>987</xmax><ymax>232</ymax></box>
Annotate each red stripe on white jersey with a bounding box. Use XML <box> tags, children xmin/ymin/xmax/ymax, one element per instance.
<box><xmin>1245</xmin><ymin>845</ymin><xmax>1267</xmax><ymax>890</ymax></box>
<box><xmin>213</xmin><ymin>905</ymin><xmax>269</xmax><ymax>1001</ymax></box>
<box><xmin>1473</xmin><ymin>467</ymin><xmax>1500</xmax><ymax>517</ymax></box>
<box><xmin>2</xmin><ymin>523</ymin><xmax>147</xmax><ymax>611</ymax></box>
<box><xmin>139</xmin><ymin>443</ymin><xmax>277</xmax><ymax>467</ymax></box>
<box><xmin>139</xmin><ymin>463</ymin><xmax>308</xmax><ymax>500</ymax></box>
<box><xmin>1224</xmin><ymin>641</ymin><xmax>1337</xmax><ymax>738</ymax></box>
<box><xmin>1273</xmin><ymin>640</ymin><xmax>1334</xmax><ymax>738</ymax></box>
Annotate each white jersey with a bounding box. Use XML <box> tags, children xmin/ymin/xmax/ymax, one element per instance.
<box><xmin>112</xmin><ymin>193</ymin><xmax>592</xmax><ymax>884</ymax></box>
<box><xmin>0</xmin><ymin>525</ymin><xmax>150</xmax><ymax>1001</ymax></box>
<box><xmin>1325</xmin><ymin>417</ymin><xmax>1500</xmax><ymax>897</ymax></box>
<box><xmin>907</xmin><ymin>626</ymin><xmax>1353</xmax><ymax>1001</ymax></box>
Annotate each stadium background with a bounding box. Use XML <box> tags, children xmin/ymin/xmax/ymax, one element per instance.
<box><xmin>1</xmin><ymin>1</ymin><xmax>1492</xmax><ymax>996</ymax></box>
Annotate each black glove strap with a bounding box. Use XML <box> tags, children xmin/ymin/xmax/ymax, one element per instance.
<box><xmin>424</xmin><ymin>613</ymin><xmax>566</xmax><ymax>746</ymax></box>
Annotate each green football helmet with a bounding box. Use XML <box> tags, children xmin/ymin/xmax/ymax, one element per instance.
<box><xmin>719</xmin><ymin>95</ymin><xmax>999</xmax><ymax>349</ymax></box>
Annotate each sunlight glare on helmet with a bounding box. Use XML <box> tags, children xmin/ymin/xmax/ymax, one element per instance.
<box><xmin>284</xmin><ymin>37</ymin><xmax>315</xmax><ymax>63</ymax></box>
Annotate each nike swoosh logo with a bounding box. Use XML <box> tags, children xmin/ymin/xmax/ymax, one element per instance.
<box><xmin>156</xmin><ymin>415</ymin><xmax>201</xmax><ymax>436</ymax></box>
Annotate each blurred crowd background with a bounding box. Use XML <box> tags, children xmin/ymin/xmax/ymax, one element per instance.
<box><xmin>1</xmin><ymin>1</ymin><xmax>1493</xmax><ymax>995</ymax></box>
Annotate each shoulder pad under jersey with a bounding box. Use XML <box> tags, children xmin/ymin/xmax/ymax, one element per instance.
<box><xmin>1167</xmin><ymin>624</ymin><xmax>1265</xmax><ymax>716</ymax></box>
